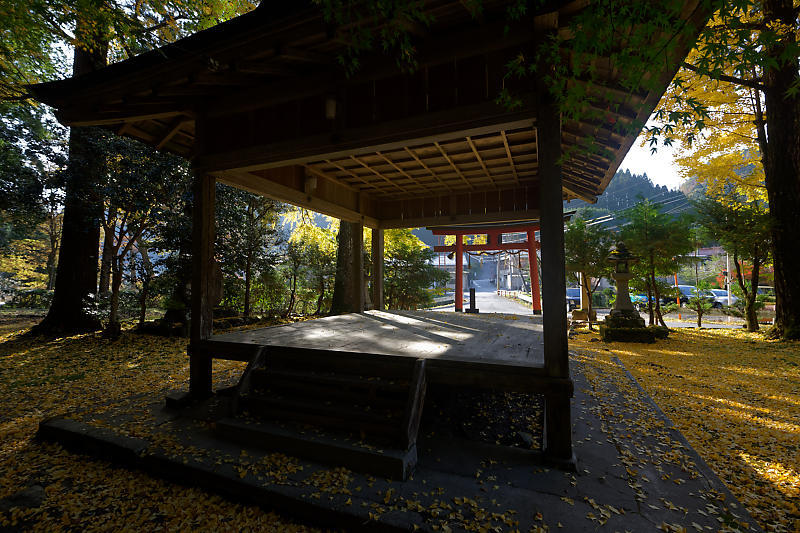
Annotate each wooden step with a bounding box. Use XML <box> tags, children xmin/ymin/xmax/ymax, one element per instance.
<box><xmin>249</xmin><ymin>369</ymin><xmax>408</xmax><ymax>408</ymax></box>
<box><xmin>216</xmin><ymin>417</ymin><xmax>416</xmax><ymax>480</ymax></box>
<box><xmin>251</xmin><ymin>367</ymin><xmax>409</xmax><ymax>393</ymax></box>
<box><xmin>239</xmin><ymin>395</ymin><xmax>402</xmax><ymax>440</ymax></box>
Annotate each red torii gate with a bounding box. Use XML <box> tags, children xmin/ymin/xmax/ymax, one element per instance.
<box><xmin>429</xmin><ymin>224</ymin><xmax>541</xmax><ymax>314</ymax></box>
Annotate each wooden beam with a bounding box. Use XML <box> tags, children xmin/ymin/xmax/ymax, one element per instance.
<box><xmin>371</xmin><ymin>228</ymin><xmax>384</xmax><ymax>311</ymax></box>
<box><xmin>156</xmin><ymin>118</ymin><xmax>191</xmax><ymax>150</ymax></box>
<box><xmin>379</xmin><ymin>208</ymin><xmax>542</xmax><ymax>229</ymax></box>
<box><xmin>57</xmin><ymin>107</ymin><xmax>193</xmax><ymax>127</ymax></box>
<box><xmin>217</xmin><ymin>169</ymin><xmax>380</xmax><ymax>228</ymax></box>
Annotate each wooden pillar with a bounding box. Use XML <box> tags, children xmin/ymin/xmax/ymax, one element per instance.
<box><xmin>371</xmin><ymin>228</ymin><xmax>384</xmax><ymax>311</ymax></box>
<box><xmin>455</xmin><ymin>235</ymin><xmax>464</xmax><ymax>312</ymax></box>
<box><xmin>537</xmin><ymin>59</ymin><xmax>572</xmax><ymax>461</ymax></box>
<box><xmin>189</xmin><ymin>169</ymin><xmax>215</xmax><ymax>398</ymax></box>
<box><xmin>351</xmin><ymin>222</ymin><xmax>365</xmax><ymax>313</ymax></box>
<box><xmin>527</xmin><ymin>229</ymin><xmax>542</xmax><ymax>314</ymax></box>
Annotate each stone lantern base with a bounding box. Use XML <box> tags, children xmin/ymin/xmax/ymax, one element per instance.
<box><xmin>599</xmin><ymin>311</ymin><xmax>668</xmax><ymax>344</ymax></box>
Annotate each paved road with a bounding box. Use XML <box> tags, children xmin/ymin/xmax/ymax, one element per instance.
<box><xmin>433</xmin><ymin>279</ymin><xmax>535</xmax><ymax>315</ymax></box>
<box><xmin>434</xmin><ymin>281</ymin><xmax>748</xmax><ymax>328</ymax></box>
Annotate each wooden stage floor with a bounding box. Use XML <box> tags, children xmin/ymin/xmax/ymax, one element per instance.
<box><xmin>214</xmin><ymin>310</ymin><xmax>544</xmax><ymax>368</ymax></box>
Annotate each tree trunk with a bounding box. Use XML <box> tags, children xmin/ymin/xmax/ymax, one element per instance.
<box><xmin>46</xmin><ymin>217</ymin><xmax>59</xmax><ymax>291</ymax></box>
<box><xmin>762</xmin><ymin>0</ymin><xmax>800</xmax><ymax>340</ymax></box>
<box><xmin>651</xmin><ymin>269</ymin><xmax>667</xmax><ymax>328</ymax></box>
<box><xmin>99</xmin><ymin>216</ymin><xmax>114</xmax><ymax>297</ymax></box>
<box><xmin>646</xmin><ymin>282</ymin><xmax>654</xmax><ymax>326</ymax></box>
<box><xmin>286</xmin><ymin>271</ymin><xmax>297</xmax><ymax>317</ymax></box>
<box><xmin>243</xmin><ymin>254</ymin><xmax>251</xmax><ymax>318</ymax></box>
<box><xmin>106</xmin><ymin>254</ymin><xmax>123</xmax><ymax>337</ymax></box>
<box><xmin>138</xmin><ymin>241</ymin><xmax>152</xmax><ymax>327</ymax></box>
<box><xmin>34</xmin><ymin>23</ymin><xmax>107</xmax><ymax>335</ymax></box>
<box><xmin>315</xmin><ymin>275</ymin><xmax>325</xmax><ymax>315</ymax></box>
<box><xmin>581</xmin><ymin>272</ymin><xmax>594</xmax><ymax>331</ymax></box>
<box><xmin>330</xmin><ymin>221</ymin><xmax>354</xmax><ymax>314</ymax></box>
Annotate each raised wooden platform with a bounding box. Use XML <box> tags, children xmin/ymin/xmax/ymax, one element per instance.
<box><xmin>189</xmin><ymin>311</ymin><xmax>572</xmax><ymax>475</ymax></box>
<box><xmin>200</xmin><ymin>311</ymin><xmax>557</xmax><ymax>392</ymax></box>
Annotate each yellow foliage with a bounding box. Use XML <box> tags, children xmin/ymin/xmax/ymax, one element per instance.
<box><xmin>0</xmin><ymin>322</ymin><xmax>315</xmax><ymax>531</ymax></box>
<box><xmin>652</xmin><ymin>45</ymin><xmax>767</xmax><ymax>203</ymax></box>
<box><xmin>571</xmin><ymin>328</ymin><xmax>800</xmax><ymax>532</ymax></box>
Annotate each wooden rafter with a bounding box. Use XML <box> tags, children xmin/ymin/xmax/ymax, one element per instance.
<box><xmin>156</xmin><ymin>118</ymin><xmax>190</xmax><ymax>150</ymax></box>
<box><xmin>403</xmin><ymin>147</ymin><xmax>453</xmax><ymax>192</ymax></box>
<box><xmin>465</xmin><ymin>136</ymin><xmax>497</xmax><ymax>188</ymax></box>
<box><xmin>434</xmin><ymin>142</ymin><xmax>473</xmax><ymax>190</ymax></box>
<box><xmin>375</xmin><ymin>152</ymin><xmax>436</xmax><ymax>194</ymax></box>
<box><xmin>500</xmin><ymin>130</ymin><xmax>521</xmax><ymax>185</ymax></box>
<box><xmin>324</xmin><ymin>159</ymin><xmax>381</xmax><ymax>191</ymax></box>
<box><xmin>349</xmin><ymin>155</ymin><xmax>409</xmax><ymax>194</ymax></box>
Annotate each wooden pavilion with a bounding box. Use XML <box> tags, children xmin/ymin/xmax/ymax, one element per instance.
<box><xmin>29</xmin><ymin>0</ymin><xmax>708</xmax><ymax>472</ymax></box>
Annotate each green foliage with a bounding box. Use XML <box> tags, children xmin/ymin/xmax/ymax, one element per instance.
<box><xmin>695</xmin><ymin>193</ymin><xmax>770</xmax><ymax>331</ymax></box>
<box><xmin>621</xmin><ymin>198</ymin><xmax>695</xmax><ymax>326</ymax></box>
<box><xmin>6</xmin><ymin>288</ymin><xmax>53</xmax><ymax>309</ymax></box>
<box><xmin>383</xmin><ymin>229</ymin><xmax>449</xmax><ymax>310</ymax></box>
<box><xmin>564</xmin><ymin>216</ymin><xmax>614</xmax><ymax>327</ymax></box>
<box><xmin>686</xmin><ymin>281</ymin><xmax>715</xmax><ymax>327</ymax></box>
<box><xmin>1</xmin><ymin>0</ymin><xmax>257</xmax><ymax>98</ymax></box>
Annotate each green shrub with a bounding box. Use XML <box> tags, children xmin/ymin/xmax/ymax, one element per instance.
<box><xmin>7</xmin><ymin>289</ymin><xmax>53</xmax><ymax>309</ymax></box>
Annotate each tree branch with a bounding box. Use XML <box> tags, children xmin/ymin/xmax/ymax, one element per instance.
<box><xmin>682</xmin><ymin>62</ymin><xmax>765</xmax><ymax>91</ymax></box>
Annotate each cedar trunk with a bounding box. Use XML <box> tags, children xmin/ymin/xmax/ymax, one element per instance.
<box><xmin>330</xmin><ymin>221</ymin><xmax>354</xmax><ymax>314</ymax></box>
<box><xmin>99</xmin><ymin>220</ymin><xmax>114</xmax><ymax>297</ymax></box>
<box><xmin>35</xmin><ymin>40</ymin><xmax>107</xmax><ymax>335</ymax></box>
<box><xmin>762</xmin><ymin>0</ymin><xmax>800</xmax><ymax>339</ymax></box>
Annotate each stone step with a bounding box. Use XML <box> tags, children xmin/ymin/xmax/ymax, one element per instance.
<box><xmin>215</xmin><ymin>417</ymin><xmax>416</xmax><ymax>480</ymax></box>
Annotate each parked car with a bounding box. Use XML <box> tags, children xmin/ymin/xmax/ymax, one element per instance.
<box><xmin>630</xmin><ymin>293</ymin><xmax>649</xmax><ymax>310</ymax></box>
<box><xmin>661</xmin><ymin>285</ymin><xmax>688</xmax><ymax>306</ymax></box>
<box><xmin>566</xmin><ymin>287</ymin><xmax>581</xmax><ymax>311</ymax></box>
<box><xmin>661</xmin><ymin>285</ymin><xmax>702</xmax><ymax>306</ymax></box>
<box><xmin>709</xmin><ymin>289</ymin><xmax>738</xmax><ymax>308</ymax></box>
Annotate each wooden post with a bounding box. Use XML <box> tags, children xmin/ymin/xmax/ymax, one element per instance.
<box><xmin>537</xmin><ymin>56</ymin><xmax>572</xmax><ymax>461</ymax></box>
<box><xmin>190</xmin><ymin>168</ymin><xmax>215</xmax><ymax>398</ymax></box>
<box><xmin>455</xmin><ymin>235</ymin><xmax>464</xmax><ymax>312</ymax></box>
<box><xmin>528</xmin><ymin>229</ymin><xmax>542</xmax><ymax>314</ymax></box>
<box><xmin>371</xmin><ymin>228</ymin><xmax>384</xmax><ymax>311</ymax></box>
<box><xmin>351</xmin><ymin>222</ymin><xmax>365</xmax><ymax>313</ymax></box>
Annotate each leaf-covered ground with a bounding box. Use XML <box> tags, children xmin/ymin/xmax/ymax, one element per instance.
<box><xmin>570</xmin><ymin>328</ymin><xmax>800</xmax><ymax>533</ymax></box>
<box><xmin>0</xmin><ymin>320</ymin><xmax>317</xmax><ymax>532</ymax></box>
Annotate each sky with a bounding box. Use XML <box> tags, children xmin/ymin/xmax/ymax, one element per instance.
<box><xmin>618</xmin><ymin>135</ymin><xmax>683</xmax><ymax>190</ymax></box>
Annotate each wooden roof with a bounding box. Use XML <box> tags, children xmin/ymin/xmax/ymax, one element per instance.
<box><xmin>30</xmin><ymin>0</ymin><xmax>709</xmax><ymax>229</ymax></box>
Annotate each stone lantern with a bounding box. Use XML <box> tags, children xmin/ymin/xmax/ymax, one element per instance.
<box><xmin>604</xmin><ymin>242</ymin><xmax>645</xmax><ymax>328</ymax></box>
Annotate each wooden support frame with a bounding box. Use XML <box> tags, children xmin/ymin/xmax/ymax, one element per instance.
<box><xmin>189</xmin><ymin>168</ymin><xmax>216</xmax><ymax>398</ymax></box>
<box><xmin>536</xmin><ymin>44</ymin><xmax>573</xmax><ymax>462</ymax></box>
<box><xmin>371</xmin><ymin>228</ymin><xmax>384</xmax><ymax>311</ymax></box>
